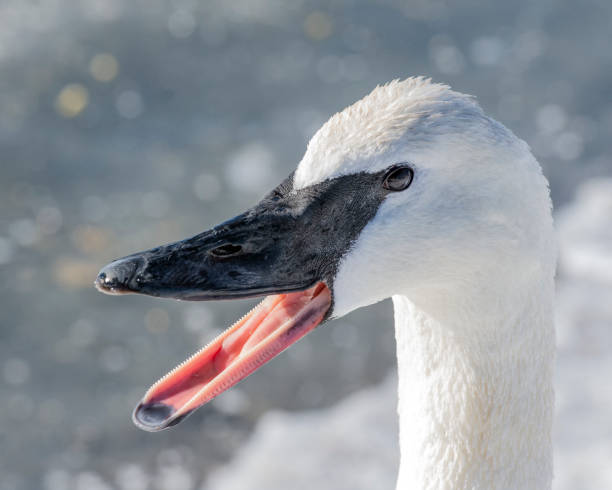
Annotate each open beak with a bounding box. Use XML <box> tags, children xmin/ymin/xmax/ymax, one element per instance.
<box><xmin>95</xmin><ymin>175</ymin><xmax>337</xmax><ymax>431</ymax></box>
<box><xmin>130</xmin><ymin>282</ymin><xmax>331</xmax><ymax>430</ymax></box>
<box><xmin>95</xmin><ymin>169</ymin><xmax>386</xmax><ymax>430</ymax></box>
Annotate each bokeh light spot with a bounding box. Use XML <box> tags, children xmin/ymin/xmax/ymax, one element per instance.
<box><xmin>43</xmin><ymin>468</ymin><xmax>72</xmax><ymax>490</ymax></box>
<box><xmin>71</xmin><ymin>226</ymin><xmax>112</xmax><ymax>256</ymax></box>
<box><xmin>183</xmin><ymin>304</ymin><xmax>215</xmax><ymax>333</ymax></box>
<box><xmin>145</xmin><ymin>307</ymin><xmax>170</xmax><ymax>334</ymax></box>
<box><xmin>3</xmin><ymin>358</ymin><xmax>30</xmax><ymax>385</ymax></box>
<box><xmin>193</xmin><ymin>172</ymin><xmax>221</xmax><ymax>201</ymax></box>
<box><xmin>141</xmin><ymin>191</ymin><xmax>170</xmax><ymax>218</ymax></box>
<box><xmin>100</xmin><ymin>345</ymin><xmax>129</xmax><ymax>373</ymax></box>
<box><xmin>0</xmin><ymin>236</ymin><xmax>14</xmax><ymax>264</ymax></box>
<box><xmin>168</xmin><ymin>9</ymin><xmax>197</xmax><ymax>38</ymax></box>
<box><xmin>53</xmin><ymin>258</ymin><xmax>99</xmax><ymax>289</ymax></box>
<box><xmin>81</xmin><ymin>195</ymin><xmax>110</xmax><ymax>223</ymax></box>
<box><xmin>9</xmin><ymin>219</ymin><xmax>39</xmax><ymax>246</ymax></box>
<box><xmin>304</xmin><ymin>11</ymin><xmax>333</xmax><ymax>41</ymax></box>
<box><xmin>225</xmin><ymin>142</ymin><xmax>275</xmax><ymax>195</ymax></box>
<box><xmin>74</xmin><ymin>472</ymin><xmax>113</xmax><ymax>490</ymax></box>
<box><xmin>115</xmin><ymin>463</ymin><xmax>149</xmax><ymax>490</ymax></box>
<box><xmin>470</xmin><ymin>36</ymin><xmax>504</xmax><ymax>66</ymax></box>
<box><xmin>156</xmin><ymin>464</ymin><xmax>193</xmax><ymax>490</ymax></box>
<box><xmin>89</xmin><ymin>53</ymin><xmax>119</xmax><ymax>82</ymax></box>
<box><xmin>70</xmin><ymin>319</ymin><xmax>98</xmax><ymax>348</ymax></box>
<box><xmin>429</xmin><ymin>35</ymin><xmax>465</xmax><ymax>75</ymax></box>
<box><xmin>212</xmin><ymin>388</ymin><xmax>250</xmax><ymax>416</ymax></box>
<box><xmin>37</xmin><ymin>206</ymin><xmax>63</xmax><ymax>235</ymax></box>
<box><xmin>115</xmin><ymin>90</ymin><xmax>143</xmax><ymax>119</ymax></box>
<box><xmin>55</xmin><ymin>84</ymin><xmax>89</xmax><ymax>118</ymax></box>
<box><xmin>555</xmin><ymin>131</ymin><xmax>584</xmax><ymax>161</ymax></box>
<box><xmin>537</xmin><ymin>104</ymin><xmax>567</xmax><ymax>135</ymax></box>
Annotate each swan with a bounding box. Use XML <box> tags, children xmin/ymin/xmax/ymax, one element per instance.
<box><xmin>95</xmin><ymin>77</ymin><xmax>556</xmax><ymax>489</ymax></box>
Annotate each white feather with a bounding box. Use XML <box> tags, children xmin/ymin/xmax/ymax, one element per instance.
<box><xmin>227</xmin><ymin>78</ymin><xmax>557</xmax><ymax>489</ymax></box>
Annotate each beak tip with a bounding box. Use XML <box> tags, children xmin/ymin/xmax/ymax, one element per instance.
<box><xmin>132</xmin><ymin>401</ymin><xmax>192</xmax><ymax>432</ymax></box>
<box><xmin>94</xmin><ymin>271</ymin><xmax>108</xmax><ymax>290</ymax></box>
<box><xmin>94</xmin><ymin>257</ymin><xmax>142</xmax><ymax>295</ymax></box>
<box><xmin>132</xmin><ymin>401</ymin><xmax>174</xmax><ymax>431</ymax></box>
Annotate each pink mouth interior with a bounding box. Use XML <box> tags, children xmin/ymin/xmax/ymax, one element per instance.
<box><xmin>133</xmin><ymin>282</ymin><xmax>332</xmax><ymax>431</ymax></box>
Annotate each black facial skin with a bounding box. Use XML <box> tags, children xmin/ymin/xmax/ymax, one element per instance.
<box><xmin>95</xmin><ymin>168</ymin><xmax>403</xmax><ymax>308</ymax></box>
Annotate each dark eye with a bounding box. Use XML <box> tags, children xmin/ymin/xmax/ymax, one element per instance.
<box><xmin>383</xmin><ymin>165</ymin><xmax>414</xmax><ymax>191</ymax></box>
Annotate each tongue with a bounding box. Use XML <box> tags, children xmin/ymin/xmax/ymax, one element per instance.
<box><xmin>133</xmin><ymin>282</ymin><xmax>332</xmax><ymax>431</ymax></box>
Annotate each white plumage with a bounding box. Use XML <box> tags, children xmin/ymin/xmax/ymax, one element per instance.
<box><xmin>217</xmin><ymin>78</ymin><xmax>557</xmax><ymax>489</ymax></box>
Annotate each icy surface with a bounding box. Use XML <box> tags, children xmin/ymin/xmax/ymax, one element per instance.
<box><xmin>205</xmin><ymin>180</ymin><xmax>612</xmax><ymax>490</ymax></box>
<box><xmin>207</xmin><ymin>376</ymin><xmax>399</xmax><ymax>490</ymax></box>
<box><xmin>554</xmin><ymin>179</ymin><xmax>612</xmax><ymax>490</ymax></box>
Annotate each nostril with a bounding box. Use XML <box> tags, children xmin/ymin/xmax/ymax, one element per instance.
<box><xmin>209</xmin><ymin>243</ymin><xmax>243</xmax><ymax>258</ymax></box>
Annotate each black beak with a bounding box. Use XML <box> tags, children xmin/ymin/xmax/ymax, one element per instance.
<box><xmin>95</xmin><ymin>170</ymin><xmax>388</xmax><ymax>302</ymax></box>
<box><xmin>95</xmin><ymin>199</ymin><xmax>319</xmax><ymax>300</ymax></box>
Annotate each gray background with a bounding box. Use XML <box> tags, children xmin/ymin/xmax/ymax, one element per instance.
<box><xmin>0</xmin><ymin>1</ymin><xmax>610</xmax><ymax>489</ymax></box>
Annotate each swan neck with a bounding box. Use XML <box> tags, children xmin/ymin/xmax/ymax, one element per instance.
<box><xmin>392</xmin><ymin>288</ymin><xmax>555</xmax><ymax>490</ymax></box>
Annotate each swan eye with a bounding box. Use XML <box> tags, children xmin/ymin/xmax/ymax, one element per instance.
<box><xmin>383</xmin><ymin>165</ymin><xmax>413</xmax><ymax>191</ymax></box>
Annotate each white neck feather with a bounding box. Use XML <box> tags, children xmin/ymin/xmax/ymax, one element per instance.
<box><xmin>392</xmin><ymin>279</ymin><xmax>555</xmax><ymax>490</ymax></box>
<box><xmin>294</xmin><ymin>76</ymin><xmax>557</xmax><ymax>489</ymax></box>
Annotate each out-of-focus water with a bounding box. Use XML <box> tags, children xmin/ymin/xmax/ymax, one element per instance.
<box><xmin>0</xmin><ymin>1</ymin><xmax>610</xmax><ymax>489</ymax></box>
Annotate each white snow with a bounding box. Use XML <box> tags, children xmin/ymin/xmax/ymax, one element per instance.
<box><xmin>205</xmin><ymin>376</ymin><xmax>399</xmax><ymax>490</ymax></box>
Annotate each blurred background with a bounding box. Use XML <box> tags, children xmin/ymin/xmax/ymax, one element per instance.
<box><xmin>0</xmin><ymin>1</ymin><xmax>611</xmax><ymax>489</ymax></box>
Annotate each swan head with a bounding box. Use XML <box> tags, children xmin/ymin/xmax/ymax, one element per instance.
<box><xmin>95</xmin><ymin>77</ymin><xmax>554</xmax><ymax>430</ymax></box>
<box><xmin>294</xmin><ymin>77</ymin><xmax>554</xmax><ymax>318</ymax></box>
